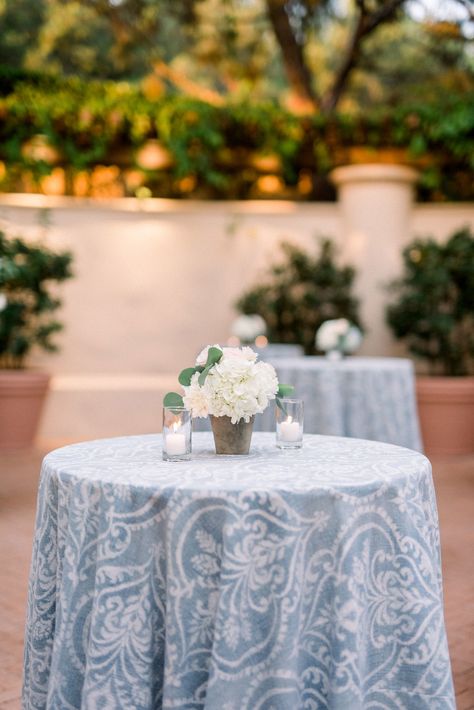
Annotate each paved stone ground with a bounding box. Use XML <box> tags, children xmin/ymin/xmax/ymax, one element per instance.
<box><xmin>0</xmin><ymin>442</ymin><xmax>473</xmax><ymax>709</ymax></box>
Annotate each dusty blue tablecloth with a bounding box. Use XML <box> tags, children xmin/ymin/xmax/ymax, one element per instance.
<box><xmin>194</xmin><ymin>357</ymin><xmax>422</xmax><ymax>451</ymax></box>
<box><xmin>23</xmin><ymin>433</ymin><xmax>453</xmax><ymax>709</ymax></box>
<box><xmin>255</xmin><ymin>356</ymin><xmax>423</xmax><ymax>450</ymax></box>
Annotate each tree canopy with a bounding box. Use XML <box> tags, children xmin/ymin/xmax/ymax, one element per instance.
<box><xmin>0</xmin><ymin>0</ymin><xmax>472</xmax><ymax>111</ymax></box>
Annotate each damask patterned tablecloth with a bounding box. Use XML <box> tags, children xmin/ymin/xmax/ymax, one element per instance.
<box><xmin>23</xmin><ymin>432</ymin><xmax>454</xmax><ymax>710</ymax></box>
<box><xmin>256</xmin><ymin>357</ymin><xmax>423</xmax><ymax>451</ymax></box>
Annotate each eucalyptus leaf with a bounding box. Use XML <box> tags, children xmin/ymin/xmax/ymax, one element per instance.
<box><xmin>276</xmin><ymin>383</ymin><xmax>294</xmax><ymax>416</ymax></box>
<box><xmin>276</xmin><ymin>397</ymin><xmax>288</xmax><ymax>416</ymax></box>
<box><xmin>163</xmin><ymin>392</ymin><xmax>184</xmax><ymax>409</ymax></box>
<box><xmin>178</xmin><ymin>367</ymin><xmax>197</xmax><ymax>386</ymax></box>
<box><xmin>198</xmin><ymin>365</ymin><xmax>211</xmax><ymax>386</ymax></box>
<box><xmin>205</xmin><ymin>346</ymin><xmax>223</xmax><ymax>368</ymax></box>
<box><xmin>277</xmin><ymin>383</ymin><xmax>294</xmax><ymax>398</ymax></box>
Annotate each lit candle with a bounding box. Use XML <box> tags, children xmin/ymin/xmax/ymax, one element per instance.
<box><xmin>280</xmin><ymin>416</ymin><xmax>300</xmax><ymax>442</ymax></box>
<box><xmin>165</xmin><ymin>421</ymin><xmax>186</xmax><ymax>455</ymax></box>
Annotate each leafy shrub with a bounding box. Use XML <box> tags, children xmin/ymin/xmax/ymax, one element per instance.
<box><xmin>386</xmin><ymin>227</ymin><xmax>474</xmax><ymax>376</ymax></box>
<box><xmin>0</xmin><ymin>230</ymin><xmax>73</xmax><ymax>368</ymax></box>
<box><xmin>236</xmin><ymin>239</ymin><xmax>362</xmax><ymax>354</ymax></box>
<box><xmin>0</xmin><ymin>74</ymin><xmax>473</xmax><ymax>200</ymax></box>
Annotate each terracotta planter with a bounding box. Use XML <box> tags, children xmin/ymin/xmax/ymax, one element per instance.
<box><xmin>416</xmin><ymin>377</ymin><xmax>474</xmax><ymax>456</ymax></box>
<box><xmin>0</xmin><ymin>370</ymin><xmax>50</xmax><ymax>448</ymax></box>
<box><xmin>210</xmin><ymin>415</ymin><xmax>254</xmax><ymax>455</ymax></box>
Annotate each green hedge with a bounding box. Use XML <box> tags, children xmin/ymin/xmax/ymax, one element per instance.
<box><xmin>0</xmin><ymin>73</ymin><xmax>473</xmax><ymax>200</ymax></box>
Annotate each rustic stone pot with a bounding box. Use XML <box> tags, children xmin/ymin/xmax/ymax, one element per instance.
<box><xmin>416</xmin><ymin>376</ymin><xmax>474</xmax><ymax>456</ymax></box>
<box><xmin>0</xmin><ymin>370</ymin><xmax>50</xmax><ymax>448</ymax></box>
<box><xmin>210</xmin><ymin>415</ymin><xmax>254</xmax><ymax>455</ymax></box>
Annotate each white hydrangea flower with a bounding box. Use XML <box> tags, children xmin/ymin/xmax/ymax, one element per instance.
<box><xmin>205</xmin><ymin>356</ymin><xmax>278</xmax><ymax>423</ymax></box>
<box><xmin>183</xmin><ymin>373</ymin><xmax>210</xmax><ymax>418</ymax></box>
<box><xmin>221</xmin><ymin>346</ymin><xmax>257</xmax><ymax>362</ymax></box>
<box><xmin>343</xmin><ymin>326</ymin><xmax>363</xmax><ymax>353</ymax></box>
<box><xmin>184</xmin><ymin>346</ymin><xmax>279</xmax><ymax>422</ymax></box>
<box><xmin>195</xmin><ymin>344</ymin><xmax>222</xmax><ymax>366</ymax></box>
<box><xmin>230</xmin><ymin>314</ymin><xmax>266</xmax><ymax>343</ymax></box>
<box><xmin>315</xmin><ymin>318</ymin><xmax>362</xmax><ymax>354</ymax></box>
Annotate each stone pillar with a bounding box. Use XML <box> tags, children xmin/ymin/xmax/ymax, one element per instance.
<box><xmin>331</xmin><ymin>164</ymin><xmax>418</xmax><ymax>356</ymax></box>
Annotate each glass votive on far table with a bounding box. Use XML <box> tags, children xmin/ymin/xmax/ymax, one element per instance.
<box><xmin>162</xmin><ymin>406</ymin><xmax>192</xmax><ymax>461</ymax></box>
<box><xmin>276</xmin><ymin>398</ymin><xmax>304</xmax><ymax>449</ymax></box>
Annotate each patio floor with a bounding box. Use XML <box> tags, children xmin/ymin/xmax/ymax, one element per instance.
<box><xmin>0</xmin><ymin>441</ymin><xmax>473</xmax><ymax>709</ymax></box>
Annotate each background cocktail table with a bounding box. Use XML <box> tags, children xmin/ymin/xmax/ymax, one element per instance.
<box><xmin>255</xmin><ymin>356</ymin><xmax>423</xmax><ymax>450</ymax></box>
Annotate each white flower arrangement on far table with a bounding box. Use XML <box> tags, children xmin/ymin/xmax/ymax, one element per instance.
<box><xmin>315</xmin><ymin>318</ymin><xmax>362</xmax><ymax>359</ymax></box>
<box><xmin>230</xmin><ymin>314</ymin><xmax>267</xmax><ymax>345</ymax></box>
<box><xmin>164</xmin><ymin>345</ymin><xmax>293</xmax><ymax>424</ymax></box>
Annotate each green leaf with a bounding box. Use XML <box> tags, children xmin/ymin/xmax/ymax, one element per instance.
<box><xmin>276</xmin><ymin>383</ymin><xmax>294</xmax><ymax>416</ymax></box>
<box><xmin>205</xmin><ymin>346</ymin><xmax>223</xmax><ymax>367</ymax></box>
<box><xmin>277</xmin><ymin>383</ymin><xmax>294</xmax><ymax>398</ymax></box>
<box><xmin>276</xmin><ymin>397</ymin><xmax>288</xmax><ymax>417</ymax></box>
<box><xmin>163</xmin><ymin>392</ymin><xmax>184</xmax><ymax>409</ymax></box>
<box><xmin>178</xmin><ymin>367</ymin><xmax>197</xmax><ymax>386</ymax></box>
<box><xmin>198</xmin><ymin>364</ymin><xmax>211</xmax><ymax>386</ymax></box>
<box><xmin>197</xmin><ymin>347</ymin><xmax>223</xmax><ymax>385</ymax></box>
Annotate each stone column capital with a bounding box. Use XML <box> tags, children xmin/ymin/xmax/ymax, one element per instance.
<box><xmin>330</xmin><ymin>163</ymin><xmax>419</xmax><ymax>188</ymax></box>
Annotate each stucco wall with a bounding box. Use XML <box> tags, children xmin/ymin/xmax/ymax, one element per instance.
<box><xmin>0</xmin><ymin>194</ymin><xmax>472</xmax><ymax>440</ymax></box>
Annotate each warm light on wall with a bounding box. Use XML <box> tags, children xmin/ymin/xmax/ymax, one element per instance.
<box><xmin>135</xmin><ymin>140</ymin><xmax>173</xmax><ymax>170</ymax></box>
<box><xmin>22</xmin><ymin>135</ymin><xmax>62</xmax><ymax>164</ymax></box>
<box><xmin>250</xmin><ymin>154</ymin><xmax>282</xmax><ymax>173</ymax></box>
<box><xmin>178</xmin><ymin>175</ymin><xmax>197</xmax><ymax>193</ymax></box>
<box><xmin>298</xmin><ymin>171</ymin><xmax>313</xmax><ymax>196</ymax></box>
<box><xmin>41</xmin><ymin>168</ymin><xmax>66</xmax><ymax>196</ymax></box>
<box><xmin>256</xmin><ymin>175</ymin><xmax>285</xmax><ymax>194</ymax></box>
<box><xmin>124</xmin><ymin>170</ymin><xmax>145</xmax><ymax>191</ymax></box>
<box><xmin>73</xmin><ymin>171</ymin><xmax>89</xmax><ymax>197</ymax></box>
<box><xmin>90</xmin><ymin>166</ymin><xmax>123</xmax><ymax>198</ymax></box>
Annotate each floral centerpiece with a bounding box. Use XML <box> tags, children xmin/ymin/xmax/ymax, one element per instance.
<box><xmin>230</xmin><ymin>314</ymin><xmax>267</xmax><ymax>345</ymax></box>
<box><xmin>315</xmin><ymin>318</ymin><xmax>362</xmax><ymax>359</ymax></box>
<box><xmin>164</xmin><ymin>345</ymin><xmax>293</xmax><ymax>454</ymax></box>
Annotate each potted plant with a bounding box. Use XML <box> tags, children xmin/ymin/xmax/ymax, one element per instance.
<box><xmin>386</xmin><ymin>226</ymin><xmax>474</xmax><ymax>455</ymax></box>
<box><xmin>235</xmin><ymin>239</ymin><xmax>362</xmax><ymax>355</ymax></box>
<box><xmin>0</xmin><ymin>230</ymin><xmax>73</xmax><ymax>447</ymax></box>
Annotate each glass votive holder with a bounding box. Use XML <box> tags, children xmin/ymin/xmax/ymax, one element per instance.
<box><xmin>162</xmin><ymin>407</ymin><xmax>192</xmax><ymax>461</ymax></box>
<box><xmin>276</xmin><ymin>398</ymin><xmax>304</xmax><ymax>449</ymax></box>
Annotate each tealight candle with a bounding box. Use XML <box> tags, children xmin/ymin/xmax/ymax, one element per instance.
<box><xmin>276</xmin><ymin>398</ymin><xmax>304</xmax><ymax>449</ymax></box>
<box><xmin>163</xmin><ymin>406</ymin><xmax>192</xmax><ymax>461</ymax></box>
<box><xmin>165</xmin><ymin>422</ymin><xmax>186</xmax><ymax>456</ymax></box>
<box><xmin>280</xmin><ymin>416</ymin><xmax>301</xmax><ymax>442</ymax></box>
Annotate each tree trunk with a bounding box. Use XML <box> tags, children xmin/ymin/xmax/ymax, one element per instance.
<box><xmin>265</xmin><ymin>0</ymin><xmax>318</xmax><ymax>112</ymax></box>
<box><xmin>322</xmin><ymin>0</ymin><xmax>407</xmax><ymax>111</ymax></box>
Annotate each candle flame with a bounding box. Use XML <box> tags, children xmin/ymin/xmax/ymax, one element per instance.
<box><xmin>173</xmin><ymin>421</ymin><xmax>181</xmax><ymax>433</ymax></box>
<box><xmin>286</xmin><ymin>416</ymin><xmax>293</xmax><ymax>424</ymax></box>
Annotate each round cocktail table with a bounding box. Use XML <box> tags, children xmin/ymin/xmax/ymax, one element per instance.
<box><xmin>23</xmin><ymin>432</ymin><xmax>453</xmax><ymax>709</ymax></box>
